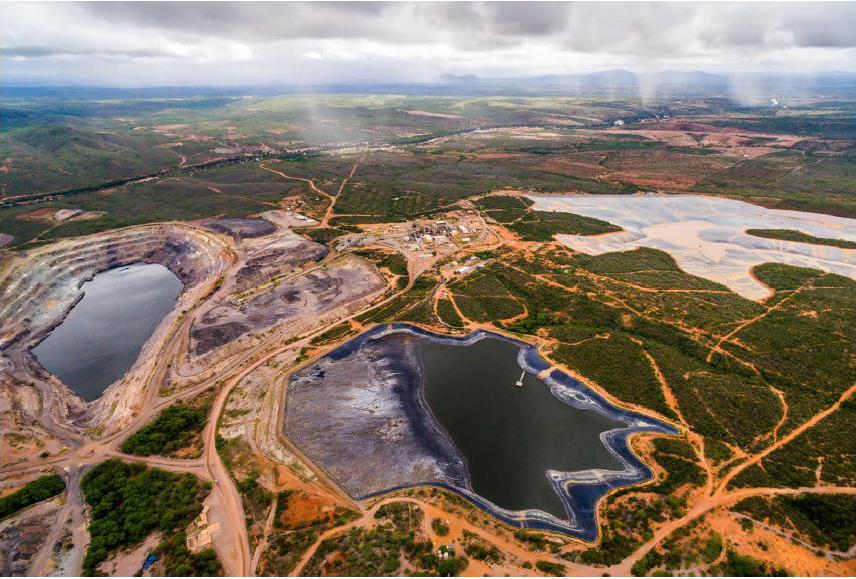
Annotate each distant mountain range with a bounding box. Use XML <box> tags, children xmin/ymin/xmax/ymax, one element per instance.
<box><xmin>416</xmin><ymin>70</ymin><xmax>856</xmax><ymax>99</ymax></box>
<box><xmin>5</xmin><ymin>70</ymin><xmax>855</xmax><ymax>100</ymax></box>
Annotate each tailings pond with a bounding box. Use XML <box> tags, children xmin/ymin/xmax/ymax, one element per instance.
<box><xmin>285</xmin><ymin>324</ymin><xmax>675</xmax><ymax>538</ymax></box>
<box><xmin>528</xmin><ymin>194</ymin><xmax>856</xmax><ymax>300</ymax></box>
<box><xmin>32</xmin><ymin>263</ymin><xmax>182</xmax><ymax>401</ymax></box>
<box><xmin>420</xmin><ymin>336</ymin><xmax>622</xmax><ymax>518</ymax></box>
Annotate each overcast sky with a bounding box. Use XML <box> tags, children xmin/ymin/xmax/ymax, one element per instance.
<box><xmin>3</xmin><ymin>1</ymin><xmax>855</xmax><ymax>87</ymax></box>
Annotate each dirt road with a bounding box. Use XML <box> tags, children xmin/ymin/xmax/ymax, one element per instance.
<box><xmin>612</xmin><ymin>485</ymin><xmax>856</xmax><ymax>576</ymax></box>
<box><xmin>5</xmin><ymin>194</ymin><xmax>855</xmax><ymax>578</ymax></box>
<box><xmin>203</xmin><ymin>377</ymin><xmax>251</xmax><ymax>576</ymax></box>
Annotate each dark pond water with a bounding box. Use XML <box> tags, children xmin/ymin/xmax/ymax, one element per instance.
<box><xmin>419</xmin><ymin>336</ymin><xmax>624</xmax><ymax>519</ymax></box>
<box><xmin>32</xmin><ymin>263</ymin><xmax>182</xmax><ymax>401</ymax></box>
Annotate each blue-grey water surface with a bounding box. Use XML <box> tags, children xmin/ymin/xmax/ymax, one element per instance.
<box><xmin>419</xmin><ymin>336</ymin><xmax>624</xmax><ymax>518</ymax></box>
<box><xmin>32</xmin><ymin>263</ymin><xmax>182</xmax><ymax>401</ymax></box>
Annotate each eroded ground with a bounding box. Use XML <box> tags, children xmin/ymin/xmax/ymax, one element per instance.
<box><xmin>190</xmin><ymin>254</ymin><xmax>385</xmax><ymax>357</ymax></box>
<box><xmin>1</xmin><ymin>93</ymin><xmax>855</xmax><ymax>577</ymax></box>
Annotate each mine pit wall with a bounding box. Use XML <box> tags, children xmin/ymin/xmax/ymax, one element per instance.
<box><xmin>0</xmin><ymin>223</ymin><xmax>231</xmax><ymax>432</ymax></box>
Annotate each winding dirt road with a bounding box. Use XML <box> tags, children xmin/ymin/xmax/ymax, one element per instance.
<box><xmin>4</xmin><ymin>183</ymin><xmax>856</xmax><ymax>578</ymax></box>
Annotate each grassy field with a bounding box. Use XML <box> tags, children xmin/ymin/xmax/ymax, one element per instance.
<box><xmin>4</xmin><ymin>94</ymin><xmax>855</xmax><ymax>247</ymax></box>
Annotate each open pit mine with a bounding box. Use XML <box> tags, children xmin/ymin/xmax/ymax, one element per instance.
<box><xmin>0</xmin><ymin>214</ymin><xmax>390</xmax><ymax>575</ymax></box>
<box><xmin>0</xmin><ymin>223</ymin><xmax>231</xmax><ymax>431</ymax></box>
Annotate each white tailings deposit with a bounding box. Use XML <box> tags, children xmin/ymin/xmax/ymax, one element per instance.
<box><xmin>527</xmin><ymin>194</ymin><xmax>856</xmax><ymax>300</ymax></box>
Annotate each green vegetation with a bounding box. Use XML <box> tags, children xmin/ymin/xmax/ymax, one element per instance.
<box><xmin>356</xmin><ymin>274</ymin><xmax>438</xmax><ymax>325</ymax></box>
<box><xmin>578</xmin><ymin>508</ymin><xmax>652</xmax><ymax>564</ymax></box>
<box><xmin>155</xmin><ymin>535</ymin><xmax>221</xmax><ymax>577</ymax></box>
<box><xmin>461</xmin><ymin>530</ymin><xmax>502</xmax><ymax>564</ymax></box>
<box><xmin>647</xmin><ymin>438</ymin><xmax>705</xmax><ymax>494</ymax></box>
<box><xmin>698</xmin><ymin>154</ymin><xmax>856</xmax><ymax>218</ymax></box>
<box><xmin>273</xmin><ymin>490</ymin><xmax>293</xmax><ymax>529</ymax></box>
<box><xmin>378</xmin><ymin>252</ymin><xmax>409</xmax><ymax>276</ymax></box>
<box><xmin>0</xmin><ymin>474</ymin><xmax>65</xmax><ymax>520</ymax></box>
<box><xmin>446</xmin><ymin>245</ymin><xmax>856</xmax><ymax>541</ymax></box>
<box><xmin>723</xmin><ymin>265</ymin><xmax>856</xmax><ymax>437</ymax></box>
<box><xmin>236</xmin><ymin>471</ymin><xmax>274</xmax><ymax>549</ymax></box>
<box><xmin>734</xmin><ymin>494</ymin><xmax>856</xmax><ymax>552</ymax></box>
<box><xmin>631</xmin><ymin>549</ymin><xmax>664</xmax><ymax>576</ymax></box>
<box><xmin>513</xmin><ymin>530</ymin><xmax>551</xmax><ymax>552</ymax></box>
<box><xmin>333</xmin><ymin>148</ymin><xmax>627</xmax><ymax>223</ymax></box>
<box><xmin>260</xmin><ymin>490</ymin><xmax>358</xmax><ymax>575</ymax></box>
<box><xmin>570</xmin><ymin>246</ymin><xmax>727</xmax><ymax>290</ymax></box>
<box><xmin>431</xmin><ymin>517</ymin><xmax>450</xmax><ymax>536</ymax></box>
<box><xmin>445</xmin><ymin>245</ymin><xmax>856</xmax><ymax>567</ymax></box>
<box><xmin>448</xmin><ymin>266</ymin><xmax>527</xmax><ymax>324</ymax></box>
<box><xmin>301</xmin><ymin>501</ymin><xmax>468</xmax><ymax>576</ymax></box>
<box><xmin>0</xmin><ymin>124</ymin><xmax>183</xmax><ymax>199</ymax></box>
<box><xmin>120</xmin><ymin>404</ymin><xmax>207</xmax><ymax>457</ymax></box>
<box><xmin>5</xmin><ymin>93</ymin><xmax>856</xmax><ymax>574</ymax></box>
<box><xmin>701</xmin><ymin>532</ymin><xmax>724</xmax><ymax>563</ymax></box>
<box><xmin>303</xmin><ymin>227</ymin><xmax>350</xmax><ymax>244</ymax></box>
<box><xmin>80</xmin><ymin>459</ymin><xmax>219</xmax><ymax>576</ymax></box>
<box><xmin>264</xmin><ymin>528</ymin><xmax>319</xmax><ymax>575</ymax></box>
<box><xmin>717</xmin><ymin>549</ymin><xmax>788</xmax><ymax>577</ymax></box>
<box><xmin>475</xmin><ymin>194</ymin><xmax>533</xmax><ymax>221</ymax></box>
<box><xmin>708</xmin><ymin>115</ymin><xmax>856</xmax><ymax>139</ymax></box>
<box><xmin>310</xmin><ymin>322</ymin><xmax>354</xmax><ymax>346</ymax></box>
<box><xmin>436</xmin><ymin>298</ymin><xmax>465</xmax><ymax>328</ymax></box>
<box><xmin>535</xmin><ymin>560</ymin><xmax>566</xmax><ymax>576</ymax></box>
<box><xmin>353</xmin><ymin>248</ymin><xmax>408</xmax><ymax>288</ymax></box>
<box><xmin>1</xmin><ymin>163</ymin><xmax>303</xmax><ymax>247</ymax></box>
<box><xmin>746</xmin><ymin>228</ymin><xmax>856</xmax><ymax>249</ymax></box>
<box><xmin>215</xmin><ymin>436</ymin><xmax>271</xmax><ymax>539</ymax></box>
<box><xmin>475</xmin><ymin>195</ymin><xmax>621</xmax><ymax>241</ymax></box>
<box><xmin>510</xmin><ymin>210</ymin><xmax>621</xmax><ymax>242</ymax></box>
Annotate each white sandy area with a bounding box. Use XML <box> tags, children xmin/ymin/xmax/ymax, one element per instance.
<box><xmin>527</xmin><ymin>194</ymin><xmax>856</xmax><ymax>300</ymax></box>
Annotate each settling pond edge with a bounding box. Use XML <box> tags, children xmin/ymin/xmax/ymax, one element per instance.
<box><xmin>290</xmin><ymin>322</ymin><xmax>679</xmax><ymax>542</ymax></box>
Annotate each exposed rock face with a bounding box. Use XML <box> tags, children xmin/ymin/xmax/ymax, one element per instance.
<box><xmin>191</xmin><ymin>321</ymin><xmax>251</xmax><ymax>355</ymax></box>
<box><xmin>207</xmin><ymin>217</ymin><xmax>276</xmax><ymax>241</ymax></box>
<box><xmin>0</xmin><ymin>224</ymin><xmax>228</xmax><ymax>347</ymax></box>
<box><xmin>0</xmin><ymin>223</ymin><xmax>230</xmax><ymax>430</ymax></box>
<box><xmin>0</xmin><ymin>503</ymin><xmax>59</xmax><ymax>576</ymax></box>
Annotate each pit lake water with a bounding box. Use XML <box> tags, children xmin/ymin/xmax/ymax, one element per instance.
<box><xmin>32</xmin><ymin>263</ymin><xmax>182</xmax><ymax>401</ymax></box>
<box><xmin>419</xmin><ymin>336</ymin><xmax>624</xmax><ymax>518</ymax></box>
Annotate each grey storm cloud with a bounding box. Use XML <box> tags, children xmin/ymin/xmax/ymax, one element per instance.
<box><xmin>4</xmin><ymin>46</ymin><xmax>181</xmax><ymax>59</ymax></box>
<box><xmin>2</xmin><ymin>1</ymin><xmax>855</xmax><ymax>86</ymax></box>
<box><xmin>85</xmin><ymin>1</ymin><xmax>394</xmax><ymax>41</ymax></box>
<box><xmin>67</xmin><ymin>1</ymin><xmax>856</xmax><ymax>49</ymax></box>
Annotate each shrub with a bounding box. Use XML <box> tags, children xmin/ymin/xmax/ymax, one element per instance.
<box><xmin>0</xmin><ymin>474</ymin><xmax>65</xmax><ymax>519</ymax></box>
